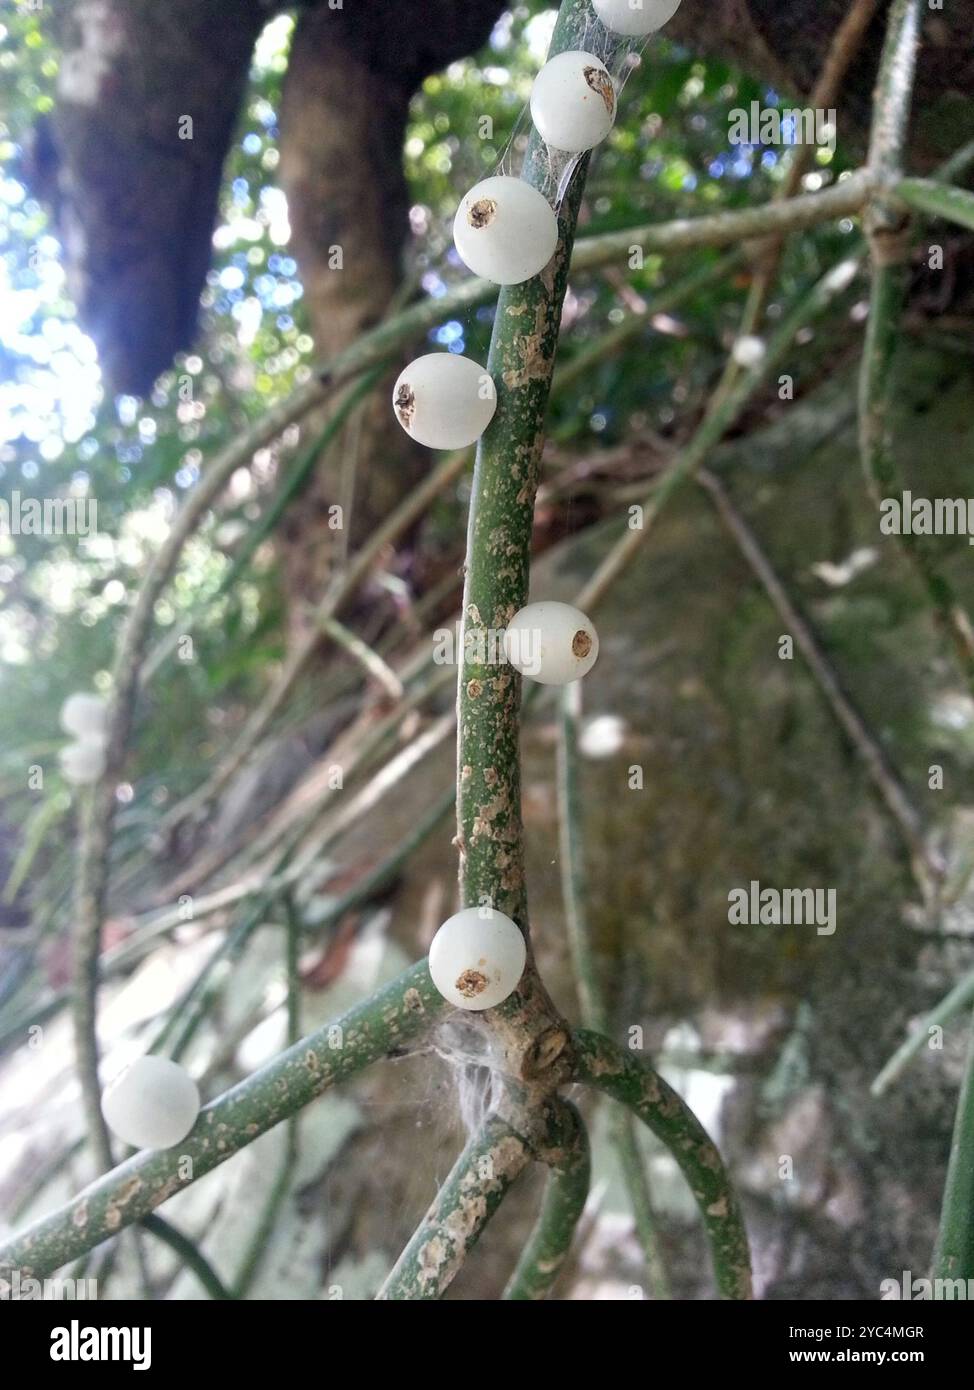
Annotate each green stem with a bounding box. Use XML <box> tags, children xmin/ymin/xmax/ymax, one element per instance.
<box><xmin>933</xmin><ymin>1010</ymin><xmax>974</xmax><ymax>1285</ymax></box>
<box><xmin>502</xmin><ymin>1101</ymin><xmax>590</xmax><ymax>1301</ymax></box>
<box><xmin>140</xmin><ymin>1213</ymin><xmax>233</xmax><ymax>1300</ymax></box>
<box><xmin>895</xmin><ymin>177</ymin><xmax>974</xmax><ymax>232</ymax></box>
<box><xmin>867</xmin><ymin>0</ymin><xmax>923</xmax><ymax>193</ymax></box>
<box><xmin>557</xmin><ymin>682</ymin><xmax>670</xmax><ymax>1297</ymax></box>
<box><xmin>610</xmin><ymin>1111</ymin><xmax>671</xmax><ymax>1299</ymax></box>
<box><xmin>872</xmin><ymin>966</ymin><xmax>974</xmax><ymax>1097</ymax></box>
<box><xmin>458</xmin><ymin>63</ymin><xmax>589</xmax><ymax>927</ymax></box>
<box><xmin>376</xmin><ymin>1116</ymin><xmax>531</xmax><ymax>1300</ymax></box>
<box><xmin>574</xmin><ymin>1030</ymin><xmax>752</xmax><ymax>1300</ymax></box>
<box><xmin>0</xmin><ymin>960</ymin><xmax>443</xmax><ymax>1281</ymax></box>
<box><xmin>454</xmin><ymin>1</ymin><xmax>599</xmax><ymax>1097</ymax></box>
<box><xmin>557</xmin><ymin>682</ymin><xmax>606</xmax><ymax>1035</ymax></box>
<box><xmin>859</xmin><ymin>4</ymin><xmax>974</xmax><ymax>681</ymax></box>
<box><xmin>232</xmin><ymin>893</ymin><xmax>303</xmax><ymax>1298</ymax></box>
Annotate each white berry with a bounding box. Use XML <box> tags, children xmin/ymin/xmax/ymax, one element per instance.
<box><xmin>504</xmin><ymin>601</ymin><xmax>600</xmax><ymax>685</ymax></box>
<box><xmin>429</xmin><ymin>907</ymin><xmax>526</xmax><ymax>1011</ymax></box>
<box><xmin>531</xmin><ymin>51</ymin><xmax>616</xmax><ymax>152</ymax></box>
<box><xmin>59</xmin><ymin>739</ymin><xmax>107</xmax><ymax>785</ymax></box>
<box><xmin>592</xmin><ymin>0</ymin><xmax>682</xmax><ymax>37</ymax></box>
<box><xmin>453</xmin><ymin>176</ymin><xmax>558</xmax><ymax>286</ymax></box>
<box><xmin>392</xmin><ymin>354</ymin><xmax>496</xmax><ymax>450</ymax></box>
<box><xmin>731</xmin><ymin>334</ymin><xmax>766</xmax><ymax>369</ymax></box>
<box><xmin>102</xmin><ymin>1055</ymin><xmax>200</xmax><ymax>1150</ymax></box>
<box><xmin>60</xmin><ymin>691</ymin><xmax>109</xmax><ymax>741</ymax></box>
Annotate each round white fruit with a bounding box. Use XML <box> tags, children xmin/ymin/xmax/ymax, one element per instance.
<box><xmin>453</xmin><ymin>176</ymin><xmax>558</xmax><ymax>286</ymax></box>
<box><xmin>530</xmin><ymin>51</ymin><xmax>616</xmax><ymax>152</ymax></box>
<box><xmin>504</xmin><ymin>601</ymin><xmax>600</xmax><ymax>685</ymax></box>
<box><xmin>731</xmin><ymin>334</ymin><xmax>767</xmax><ymax>369</ymax></box>
<box><xmin>59</xmin><ymin>739</ymin><xmax>107</xmax><ymax>785</ymax></box>
<box><xmin>102</xmin><ymin>1055</ymin><xmax>200</xmax><ymax>1150</ymax></box>
<box><xmin>60</xmin><ymin>691</ymin><xmax>109</xmax><ymax>741</ymax></box>
<box><xmin>429</xmin><ymin>907</ymin><xmax>527</xmax><ymax>1011</ymax></box>
<box><xmin>592</xmin><ymin>0</ymin><xmax>682</xmax><ymax>37</ymax></box>
<box><xmin>392</xmin><ymin>354</ymin><xmax>496</xmax><ymax>450</ymax></box>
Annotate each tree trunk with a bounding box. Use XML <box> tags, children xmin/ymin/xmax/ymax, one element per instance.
<box><xmin>275</xmin><ymin>8</ymin><xmax>422</xmax><ymax>648</ymax></box>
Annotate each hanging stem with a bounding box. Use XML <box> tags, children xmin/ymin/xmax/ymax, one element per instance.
<box><xmin>502</xmin><ymin>1101</ymin><xmax>590</xmax><ymax>1301</ymax></box>
<box><xmin>140</xmin><ymin>1214</ymin><xmax>233</xmax><ymax>1300</ymax></box>
<box><xmin>557</xmin><ymin>680</ymin><xmax>670</xmax><ymax>1296</ymax></box>
<box><xmin>574</xmin><ymin>1030</ymin><xmax>752</xmax><ymax>1300</ymax></box>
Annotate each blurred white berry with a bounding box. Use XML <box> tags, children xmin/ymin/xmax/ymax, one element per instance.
<box><xmin>530</xmin><ymin>51</ymin><xmax>616</xmax><ymax>153</ymax></box>
<box><xmin>59</xmin><ymin>739</ymin><xmax>107</xmax><ymax>785</ymax></box>
<box><xmin>60</xmin><ymin>691</ymin><xmax>108</xmax><ymax>741</ymax></box>
<box><xmin>592</xmin><ymin>0</ymin><xmax>682</xmax><ymax>37</ymax></box>
<box><xmin>731</xmin><ymin>334</ymin><xmax>767</xmax><ymax>368</ymax></box>
<box><xmin>102</xmin><ymin>1055</ymin><xmax>200</xmax><ymax>1150</ymax></box>
<box><xmin>429</xmin><ymin>907</ymin><xmax>527</xmax><ymax>1011</ymax></box>
<box><xmin>453</xmin><ymin>176</ymin><xmax>558</xmax><ymax>286</ymax></box>
<box><xmin>392</xmin><ymin>354</ymin><xmax>496</xmax><ymax>449</ymax></box>
<box><xmin>504</xmin><ymin>601</ymin><xmax>600</xmax><ymax>685</ymax></box>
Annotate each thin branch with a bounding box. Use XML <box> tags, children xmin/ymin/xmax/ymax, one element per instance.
<box><xmin>161</xmin><ymin>450</ymin><xmax>471</xmax><ymax>830</ymax></box>
<box><xmin>697</xmin><ymin>467</ymin><xmax>941</xmax><ymax>899</ymax></box>
<box><xmin>502</xmin><ymin>1101</ymin><xmax>590</xmax><ymax>1301</ymax></box>
<box><xmin>895</xmin><ymin>177</ymin><xmax>974</xmax><ymax>233</ymax></box>
<box><xmin>317</xmin><ymin>616</ymin><xmax>404</xmax><ymax>701</ymax></box>
<box><xmin>551</xmin><ymin>251</ymin><xmax>744</xmax><ymax>398</ymax></box>
<box><xmin>232</xmin><ymin>892</ymin><xmax>302</xmax><ymax>1299</ymax></box>
<box><xmin>866</xmin><ymin>0</ymin><xmax>923</xmax><ymax>197</ymax></box>
<box><xmin>872</xmin><ymin>965</ymin><xmax>974</xmax><ymax>1097</ymax></box>
<box><xmin>576</xmin><ymin>170</ymin><xmax>872</xmax><ymax>266</ymax></box>
<box><xmin>933</xmin><ymin>1010</ymin><xmax>974</xmax><ymax>1285</ymax></box>
<box><xmin>574</xmin><ymin>1030</ymin><xmax>752</xmax><ymax>1300</ymax></box>
<box><xmin>557</xmin><ymin>682</ymin><xmax>669</xmax><ymax>1297</ymax></box>
<box><xmin>376</xmin><ymin>1116</ymin><xmax>531</xmax><ymax>1300</ymax></box>
<box><xmin>0</xmin><ymin>960</ymin><xmax>443</xmax><ymax>1281</ymax></box>
<box><xmin>140</xmin><ymin>1214</ymin><xmax>232</xmax><ymax>1300</ymax></box>
<box><xmin>859</xmin><ymin>2</ymin><xmax>974</xmax><ymax>683</ymax></box>
<box><xmin>729</xmin><ymin>0</ymin><xmax>883</xmax><ymax>353</ymax></box>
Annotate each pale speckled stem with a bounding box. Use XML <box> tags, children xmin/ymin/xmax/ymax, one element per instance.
<box><xmin>376</xmin><ymin>1116</ymin><xmax>532</xmax><ymax>1301</ymax></box>
<box><xmin>0</xmin><ymin>961</ymin><xmax>443</xmax><ymax>1283</ymax></box>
